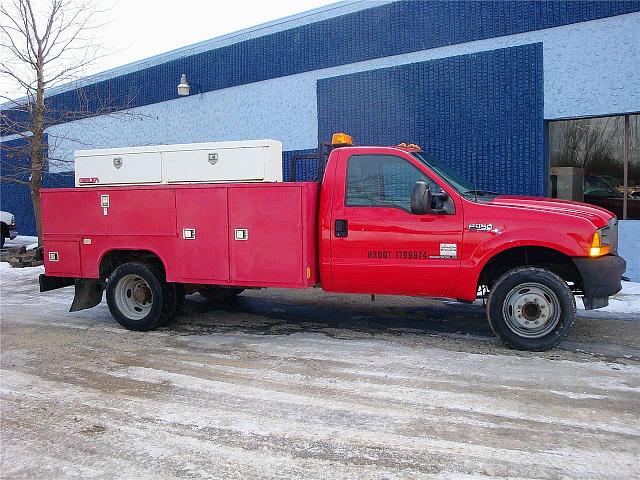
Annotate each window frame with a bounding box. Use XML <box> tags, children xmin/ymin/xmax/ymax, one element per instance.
<box><xmin>344</xmin><ymin>153</ymin><xmax>443</xmax><ymax>213</ymax></box>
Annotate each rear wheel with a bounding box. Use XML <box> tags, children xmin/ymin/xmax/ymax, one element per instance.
<box><xmin>199</xmin><ymin>287</ymin><xmax>244</xmax><ymax>303</ymax></box>
<box><xmin>486</xmin><ymin>267</ymin><xmax>575</xmax><ymax>351</ymax></box>
<box><xmin>106</xmin><ymin>263</ymin><xmax>173</xmax><ymax>331</ymax></box>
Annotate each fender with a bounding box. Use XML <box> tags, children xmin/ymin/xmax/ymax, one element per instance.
<box><xmin>96</xmin><ymin>246</ymin><xmax>170</xmax><ymax>278</ymax></box>
<box><xmin>455</xmin><ymin>227</ymin><xmax>588</xmax><ymax>300</ymax></box>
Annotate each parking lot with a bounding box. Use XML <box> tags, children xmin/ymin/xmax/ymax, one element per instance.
<box><xmin>1</xmin><ymin>263</ymin><xmax>639</xmax><ymax>479</ymax></box>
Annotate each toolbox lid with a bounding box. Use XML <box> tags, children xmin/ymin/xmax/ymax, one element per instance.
<box><xmin>74</xmin><ymin>139</ymin><xmax>283</xmax><ymax>186</ymax></box>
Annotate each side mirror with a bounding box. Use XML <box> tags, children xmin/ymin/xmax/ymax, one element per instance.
<box><xmin>411</xmin><ymin>181</ymin><xmax>432</xmax><ymax>214</ymax></box>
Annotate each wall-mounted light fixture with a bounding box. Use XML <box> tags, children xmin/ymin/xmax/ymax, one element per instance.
<box><xmin>177</xmin><ymin>74</ymin><xmax>190</xmax><ymax>96</ymax></box>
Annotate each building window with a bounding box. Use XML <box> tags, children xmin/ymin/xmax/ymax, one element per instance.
<box><xmin>548</xmin><ymin>114</ymin><xmax>639</xmax><ymax>220</ymax></box>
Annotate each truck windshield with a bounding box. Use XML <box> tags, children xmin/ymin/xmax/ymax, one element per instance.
<box><xmin>411</xmin><ymin>152</ymin><xmax>498</xmax><ymax>198</ymax></box>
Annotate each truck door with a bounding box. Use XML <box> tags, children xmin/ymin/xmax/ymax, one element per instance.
<box><xmin>329</xmin><ymin>150</ymin><xmax>463</xmax><ymax>297</ymax></box>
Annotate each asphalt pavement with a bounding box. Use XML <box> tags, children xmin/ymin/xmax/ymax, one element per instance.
<box><xmin>1</xmin><ymin>265</ymin><xmax>639</xmax><ymax>479</ymax></box>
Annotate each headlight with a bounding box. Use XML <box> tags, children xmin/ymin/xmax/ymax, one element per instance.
<box><xmin>10</xmin><ymin>215</ymin><xmax>15</xmax><ymax>226</ymax></box>
<box><xmin>589</xmin><ymin>227</ymin><xmax>610</xmax><ymax>257</ymax></box>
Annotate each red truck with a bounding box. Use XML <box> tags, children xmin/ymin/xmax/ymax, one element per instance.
<box><xmin>39</xmin><ymin>134</ymin><xmax>626</xmax><ymax>351</ymax></box>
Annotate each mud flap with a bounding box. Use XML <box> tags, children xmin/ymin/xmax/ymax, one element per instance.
<box><xmin>582</xmin><ymin>296</ymin><xmax>609</xmax><ymax>310</ymax></box>
<box><xmin>39</xmin><ymin>274</ymin><xmax>75</xmax><ymax>292</ymax></box>
<box><xmin>70</xmin><ymin>279</ymin><xmax>105</xmax><ymax>312</ymax></box>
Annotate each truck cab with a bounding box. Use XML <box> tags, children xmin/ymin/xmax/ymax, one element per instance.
<box><xmin>317</xmin><ymin>137</ymin><xmax>624</xmax><ymax>350</ymax></box>
<box><xmin>39</xmin><ymin>135</ymin><xmax>626</xmax><ymax>352</ymax></box>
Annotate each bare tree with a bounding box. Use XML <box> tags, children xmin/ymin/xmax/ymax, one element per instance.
<box><xmin>0</xmin><ymin>0</ymin><xmax>136</xmax><ymax>243</ymax></box>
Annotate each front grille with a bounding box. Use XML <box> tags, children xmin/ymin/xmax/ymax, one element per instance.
<box><xmin>608</xmin><ymin>216</ymin><xmax>618</xmax><ymax>254</ymax></box>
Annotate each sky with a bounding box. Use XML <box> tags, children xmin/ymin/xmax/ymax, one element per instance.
<box><xmin>0</xmin><ymin>0</ymin><xmax>338</xmax><ymax>100</ymax></box>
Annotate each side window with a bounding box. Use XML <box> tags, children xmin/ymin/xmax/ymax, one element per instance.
<box><xmin>345</xmin><ymin>155</ymin><xmax>441</xmax><ymax>210</ymax></box>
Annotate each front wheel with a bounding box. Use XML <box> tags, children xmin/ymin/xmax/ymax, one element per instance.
<box><xmin>106</xmin><ymin>263</ymin><xmax>173</xmax><ymax>331</ymax></box>
<box><xmin>486</xmin><ymin>267</ymin><xmax>575</xmax><ymax>351</ymax></box>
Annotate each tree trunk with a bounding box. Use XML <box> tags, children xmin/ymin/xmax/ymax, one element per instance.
<box><xmin>31</xmin><ymin>46</ymin><xmax>46</xmax><ymax>246</ymax></box>
<box><xmin>30</xmin><ymin>125</ymin><xmax>44</xmax><ymax>244</ymax></box>
<box><xmin>30</xmin><ymin>172</ymin><xmax>43</xmax><ymax>244</ymax></box>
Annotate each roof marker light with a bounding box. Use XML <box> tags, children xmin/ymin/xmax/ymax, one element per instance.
<box><xmin>397</xmin><ymin>142</ymin><xmax>421</xmax><ymax>151</ymax></box>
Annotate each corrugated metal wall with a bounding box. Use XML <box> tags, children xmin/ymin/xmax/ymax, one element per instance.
<box><xmin>317</xmin><ymin>44</ymin><xmax>545</xmax><ymax>196</ymax></box>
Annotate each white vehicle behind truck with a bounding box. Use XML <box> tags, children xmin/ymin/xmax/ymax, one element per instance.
<box><xmin>0</xmin><ymin>210</ymin><xmax>18</xmax><ymax>248</ymax></box>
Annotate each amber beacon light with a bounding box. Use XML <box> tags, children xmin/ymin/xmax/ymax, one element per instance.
<box><xmin>331</xmin><ymin>132</ymin><xmax>353</xmax><ymax>145</ymax></box>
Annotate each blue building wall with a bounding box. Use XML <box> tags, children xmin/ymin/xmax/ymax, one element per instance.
<box><xmin>318</xmin><ymin>44</ymin><xmax>544</xmax><ymax>196</ymax></box>
<box><xmin>1</xmin><ymin>0</ymin><xmax>637</xmax><ymax>134</ymax></box>
<box><xmin>619</xmin><ymin>221</ymin><xmax>640</xmax><ymax>281</ymax></box>
<box><xmin>38</xmin><ymin>11</ymin><xmax>639</xmax><ymax>173</ymax></box>
<box><xmin>0</xmin><ymin>136</ymin><xmax>75</xmax><ymax>236</ymax></box>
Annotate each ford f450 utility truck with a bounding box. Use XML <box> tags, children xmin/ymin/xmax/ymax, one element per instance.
<box><xmin>39</xmin><ymin>134</ymin><xmax>626</xmax><ymax>351</ymax></box>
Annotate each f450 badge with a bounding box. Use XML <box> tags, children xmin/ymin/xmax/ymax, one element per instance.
<box><xmin>468</xmin><ymin>223</ymin><xmax>493</xmax><ymax>231</ymax></box>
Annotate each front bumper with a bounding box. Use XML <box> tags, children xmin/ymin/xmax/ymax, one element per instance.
<box><xmin>573</xmin><ymin>255</ymin><xmax>626</xmax><ymax>310</ymax></box>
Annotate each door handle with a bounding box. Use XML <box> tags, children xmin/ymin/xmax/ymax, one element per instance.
<box><xmin>335</xmin><ymin>219</ymin><xmax>348</xmax><ymax>237</ymax></box>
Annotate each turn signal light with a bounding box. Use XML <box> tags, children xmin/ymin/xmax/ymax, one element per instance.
<box><xmin>589</xmin><ymin>230</ymin><xmax>610</xmax><ymax>257</ymax></box>
<box><xmin>331</xmin><ymin>132</ymin><xmax>353</xmax><ymax>145</ymax></box>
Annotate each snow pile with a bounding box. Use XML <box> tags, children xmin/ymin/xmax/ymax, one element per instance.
<box><xmin>4</xmin><ymin>235</ymin><xmax>39</xmax><ymax>250</ymax></box>
<box><xmin>1</xmin><ymin>261</ymin><xmax>44</xmax><ymax>275</ymax></box>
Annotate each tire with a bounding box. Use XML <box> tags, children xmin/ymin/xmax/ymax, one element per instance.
<box><xmin>0</xmin><ymin>235</ymin><xmax>4</xmax><ymax>248</ymax></box>
<box><xmin>199</xmin><ymin>287</ymin><xmax>244</xmax><ymax>302</ymax></box>
<box><xmin>106</xmin><ymin>262</ymin><xmax>173</xmax><ymax>331</ymax></box>
<box><xmin>486</xmin><ymin>267</ymin><xmax>575</xmax><ymax>351</ymax></box>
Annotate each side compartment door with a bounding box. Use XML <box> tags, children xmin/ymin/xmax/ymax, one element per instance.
<box><xmin>228</xmin><ymin>186</ymin><xmax>304</xmax><ymax>286</ymax></box>
<box><xmin>175</xmin><ymin>188</ymin><xmax>229</xmax><ymax>282</ymax></box>
<box><xmin>104</xmin><ymin>188</ymin><xmax>176</xmax><ymax>235</ymax></box>
<box><xmin>329</xmin><ymin>152</ymin><xmax>463</xmax><ymax>297</ymax></box>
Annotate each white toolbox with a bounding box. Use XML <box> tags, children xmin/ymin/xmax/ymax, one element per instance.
<box><xmin>74</xmin><ymin>139</ymin><xmax>283</xmax><ymax>186</ymax></box>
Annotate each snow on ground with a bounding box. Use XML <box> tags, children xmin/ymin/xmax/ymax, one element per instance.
<box><xmin>1</xmin><ymin>262</ymin><xmax>43</xmax><ymax>274</ymax></box>
<box><xmin>576</xmin><ymin>281</ymin><xmax>640</xmax><ymax>314</ymax></box>
<box><xmin>3</xmin><ymin>235</ymin><xmax>38</xmax><ymax>250</ymax></box>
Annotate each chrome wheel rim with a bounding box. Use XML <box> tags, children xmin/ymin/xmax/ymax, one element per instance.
<box><xmin>502</xmin><ymin>282</ymin><xmax>561</xmax><ymax>338</ymax></box>
<box><xmin>114</xmin><ymin>274</ymin><xmax>153</xmax><ymax>320</ymax></box>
